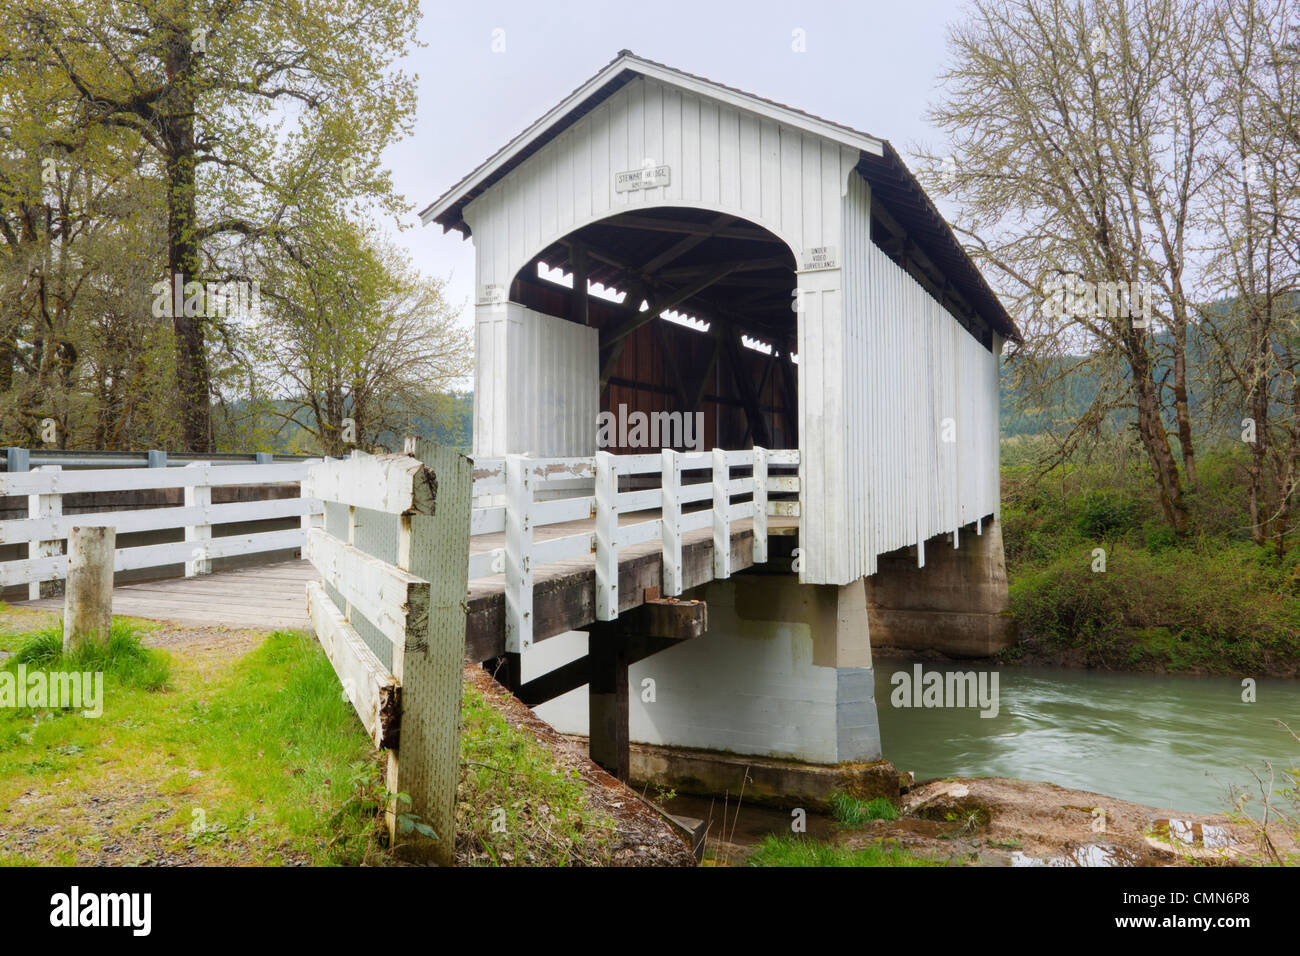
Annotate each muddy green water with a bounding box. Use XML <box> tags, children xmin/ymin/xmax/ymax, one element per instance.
<box><xmin>874</xmin><ymin>661</ymin><xmax>1300</xmax><ymax>815</ymax></box>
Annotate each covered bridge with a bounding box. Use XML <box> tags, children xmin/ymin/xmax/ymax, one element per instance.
<box><xmin>421</xmin><ymin>51</ymin><xmax>1020</xmax><ymax>797</ymax></box>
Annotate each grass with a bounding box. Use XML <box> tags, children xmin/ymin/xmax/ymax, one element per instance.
<box><xmin>830</xmin><ymin>791</ymin><xmax>900</xmax><ymax>825</ymax></box>
<box><xmin>0</xmin><ymin>618</ymin><xmax>385</xmax><ymax>865</ymax></box>
<box><xmin>456</xmin><ymin>681</ymin><xmax>614</xmax><ymax>866</ymax></box>
<box><xmin>0</xmin><ymin>611</ymin><xmax>624</xmax><ymax>866</ymax></box>
<box><xmin>747</xmin><ymin>834</ymin><xmax>940</xmax><ymax>867</ymax></box>
<box><xmin>8</xmin><ymin>619</ymin><xmax>170</xmax><ymax>691</ymax></box>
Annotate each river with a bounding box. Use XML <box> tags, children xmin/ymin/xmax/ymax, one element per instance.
<box><xmin>874</xmin><ymin>659</ymin><xmax>1300</xmax><ymax>815</ymax></box>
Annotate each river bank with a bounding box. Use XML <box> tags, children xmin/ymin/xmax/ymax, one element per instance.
<box><xmin>689</xmin><ymin>775</ymin><xmax>1297</xmax><ymax>867</ymax></box>
<box><xmin>1000</xmin><ymin>450</ymin><xmax>1300</xmax><ymax>680</ymax></box>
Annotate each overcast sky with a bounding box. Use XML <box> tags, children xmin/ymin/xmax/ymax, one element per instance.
<box><xmin>388</xmin><ymin>0</ymin><xmax>973</xmax><ymax>331</ymax></box>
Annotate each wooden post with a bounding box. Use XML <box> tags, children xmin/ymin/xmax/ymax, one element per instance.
<box><xmin>184</xmin><ymin>462</ymin><xmax>211</xmax><ymax>576</ymax></box>
<box><xmin>63</xmin><ymin>526</ymin><xmax>114</xmax><ymax>652</ymax></box>
<box><xmin>660</xmin><ymin>449</ymin><xmax>683</xmax><ymax>596</ymax></box>
<box><xmin>300</xmin><ymin>457</ymin><xmax>324</xmax><ymax>535</ymax></box>
<box><xmin>28</xmin><ymin>465</ymin><xmax>61</xmax><ymax>600</ymax></box>
<box><xmin>587</xmin><ymin>620</ymin><xmax>629</xmax><ymax>782</ymax></box>
<box><xmin>713</xmin><ymin>447</ymin><xmax>731</xmax><ymax>579</ymax></box>
<box><xmin>571</xmin><ymin>243</ymin><xmax>589</xmax><ymax>326</ymax></box>
<box><xmin>389</xmin><ymin>440</ymin><xmax>472</xmax><ymax>866</ymax></box>
<box><xmin>505</xmin><ymin>454</ymin><xmax>534</xmax><ymax>652</ymax></box>
<box><xmin>594</xmin><ymin>451</ymin><xmax>619</xmax><ymax>620</ymax></box>
<box><xmin>753</xmin><ymin>446</ymin><xmax>769</xmax><ymax>564</ymax></box>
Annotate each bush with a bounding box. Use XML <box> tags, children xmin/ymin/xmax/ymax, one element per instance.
<box><xmin>1008</xmin><ymin>544</ymin><xmax>1300</xmax><ymax>673</ymax></box>
<box><xmin>1075</xmin><ymin>490</ymin><xmax>1141</xmax><ymax>539</ymax></box>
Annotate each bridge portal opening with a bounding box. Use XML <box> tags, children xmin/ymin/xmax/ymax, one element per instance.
<box><xmin>508</xmin><ymin>207</ymin><xmax>798</xmax><ymax>453</ymax></box>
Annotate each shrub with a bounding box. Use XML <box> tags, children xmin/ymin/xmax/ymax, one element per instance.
<box><xmin>1075</xmin><ymin>490</ymin><xmax>1141</xmax><ymax>539</ymax></box>
<box><xmin>1008</xmin><ymin>545</ymin><xmax>1300</xmax><ymax>673</ymax></box>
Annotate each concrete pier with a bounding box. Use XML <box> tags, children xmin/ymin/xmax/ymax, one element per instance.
<box><xmin>866</xmin><ymin>518</ymin><xmax>1017</xmax><ymax>658</ymax></box>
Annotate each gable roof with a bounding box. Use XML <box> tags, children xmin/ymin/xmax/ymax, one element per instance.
<box><xmin>420</xmin><ymin>50</ymin><xmax>1020</xmax><ymax>342</ymax></box>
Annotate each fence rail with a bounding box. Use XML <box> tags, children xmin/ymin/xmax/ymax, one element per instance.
<box><xmin>0</xmin><ymin>459</ymin><xmax>321</xmax><ymax>594</ymax></box>
<box><xmin>304</xmin><ymin>442</ymin><xmax>470</xmax><ymax>866</ymax></box>
<box><xmin>468</xmin><ymin>447</ymin><xmax>799</xmax><ymax>652</ymax></box>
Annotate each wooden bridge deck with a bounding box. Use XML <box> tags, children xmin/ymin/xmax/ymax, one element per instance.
<box><xmin>20</xmin><ymin>560</ymin><xmax>318</xmax><ymax>630</ymax></box>
<box><xmin>17</xmin><ymin>512</ymin><xmax>800</xmax><ymax>659</ymax></box>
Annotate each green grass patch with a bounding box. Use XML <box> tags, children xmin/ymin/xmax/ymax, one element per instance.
<box><xmin>456</xmin><ymin>682</ymin><xmax>614</xmax><ymax>866</ymax></box>
<box><xmin>0</xmin><ymin>613</ymin><xmax>638</xmax><ymax>867</ymax></box>
<box><xmin>747</xmin><ymin>834</ymin><xmax>939</xmax><ymax>867</ymax></box>
<box><xmin>7</xmin><ymin>619</ymin><xmax>170</xmax><ymax>691</ymax></box>
<box><xmin>0</xmin><ymin>621</ymin><xmax>384</xmax><ymax>865</ymax></box>
<box><xmin>829</xmin><ymin>791</ymin><xmax>899</xmax><ymax>825</ymax></box>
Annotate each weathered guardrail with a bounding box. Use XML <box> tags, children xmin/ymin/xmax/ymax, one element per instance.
<box><xmin>467</xmin><ymin>447</ymin><xmax>799</xmax><ymax>652</ymax></box>
<box><xmin>301</xmin><ymin>440</ymin><xmax>470</xmax><ymax>866</ymax></box>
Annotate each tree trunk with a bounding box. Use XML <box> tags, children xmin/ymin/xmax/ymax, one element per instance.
<box><xmin>1130</xmin><ymin>338</ymin><xmax>1188</xmax><ymax>533</ymax></box>
<box><xmin>162</xmin><ymin>30</ymin><xmax>212</xmax><ymax>452</ymax></box>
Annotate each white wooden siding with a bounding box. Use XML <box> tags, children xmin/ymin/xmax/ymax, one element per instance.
<box><xmin>463</xmin><ymin>75</ymin><xmax>859</xmax><ymax>290</ymax></box>
<box><xmin>473</xmin><ymin>304</ymin><xmax>598</xmax><ymax>458</ymax></box>
<box><xmin>837</xmin><ymin>171</ymin><xmax>1000</xmax><ymax>582</ymax></box>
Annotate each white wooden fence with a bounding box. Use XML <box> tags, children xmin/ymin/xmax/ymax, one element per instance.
<box><xmin>301</xmin><ymin>441</ymin><xmax>470</xmax><ymax>866</ymax></box>
<box><xmin>467</xmin><ymin>447</ymin><xmax>799</xmax><ymax>652</ymax></box>
<box><xmin>0</xmin><ymin>460</ymin><xmax>321</xmax><ymax>595</ymax></box>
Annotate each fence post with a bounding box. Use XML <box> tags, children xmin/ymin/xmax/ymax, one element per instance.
<box><xmin>300</xmin><ymin>457</ymin><xmax>324</xmax><ymax>534</ymax></box>
<box><xmin>505</xmin><ymin>454</ymin><xmax>534</xmax><ymax>652</ymax></box>
<box><xmin>712</xmin><ymin>447</ymin><xmax>731</xmax><ymax>579</ymax></box>
<box><xmin>752</xmin><ymin>446</ymin><xmax>768</xmax><ymax>564</ymax></box>
<box><xmin>184</xmin><ymin>462</ymin><xmax>211</xmax><ymax>576</ymax></box>
<box><xmin>27</xmin><ymin>465</ymin><xmax>62</xmax><ymax>600</ymax></box>
<box><xmin>63</xmin><ymin>526</ymin><xmax>114</xmax><ymax>652</ymax></box>
<box><xmin>594</xmin><ymin>451</ymin><xmax>619</xmax><ymax>620</ymax></box>
<box><xmin>391</xmin><ymin>440</ymin><xmax>471</xmax><ymax>866</ymax></box>
<box><xmin>661</xmin><ymin>449</ymin><xmax>683</xmax><ymax>596</ymax></box>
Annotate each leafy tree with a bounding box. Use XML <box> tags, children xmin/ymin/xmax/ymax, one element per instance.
<box><xmin>2</xmin><ymin>0</ymin><xmax>421</xmax><ymax>450</ymax></box>
<box><xmin>241</xmin><ymin>214</ymin><xmax>471</xmax><ymax>456</ymax></box>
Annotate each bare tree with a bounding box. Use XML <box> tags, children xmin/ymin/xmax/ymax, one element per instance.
<box><xmin>919</xmin><ymin>0</ymin><xmax>1221</xmax><ymax>532</ymax></box>
<box><xmin>1198</xmin><ymin>0</ymin><xmax>1300</xmax><ymax>558</ymax></box>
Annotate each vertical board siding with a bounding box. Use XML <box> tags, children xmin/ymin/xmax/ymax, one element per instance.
<box><xmin>840</xmin><ymin>171</ymin><xmax>999</xmax><ymax>581</ymax></box>
<box><xmin>509</xmin><ymin>305</ymin><xmax>599</xmax><ymax>458</ymax></box>
<box><xmin>463</xmin><ymin>75</ymin><xmax>850</xmax><ymax>289</ymax></box>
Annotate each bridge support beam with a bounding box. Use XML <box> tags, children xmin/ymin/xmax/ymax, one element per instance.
<box><xmin>587</xmin><ymin>621</ymin><xmax>629</xmax><ymax>782</ymax></box>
